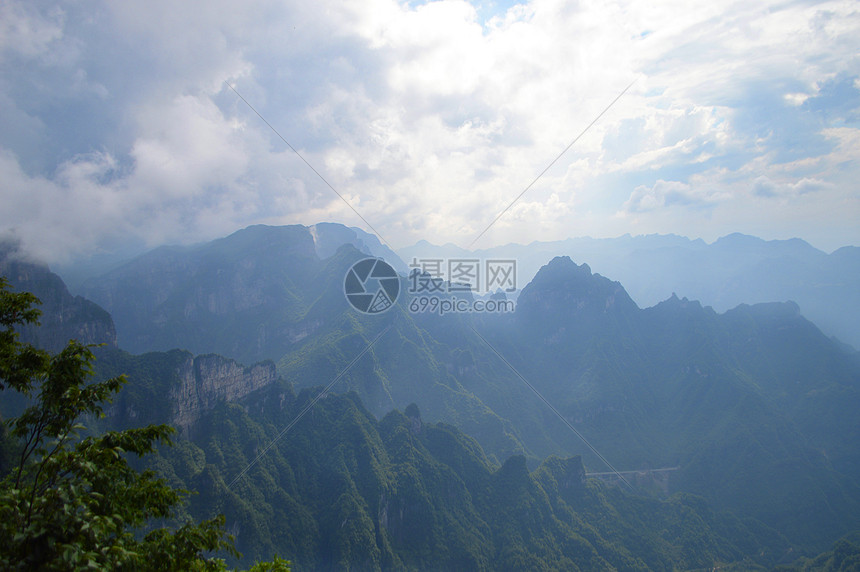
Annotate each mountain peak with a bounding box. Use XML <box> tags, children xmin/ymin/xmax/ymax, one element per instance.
<box><xmin>309</xmin><ymin>222</ymin><xmax>407</xmax><ymax>273</ymax></box>
<box><xmin>515</xmin><ymin>256</ymin><xmax>638</xmax><ymax>334</ymax></box>
<box><xmin>495</xmin><ymin>454</ymin><xmax>531</xmax><ymax>486</ymax></box>
<box><xmin>715</xmin><ymin>232</ymin><xmax>761</xmax><ymax>243</ymax></box>
<box><xmin>533</xmin><ymin>255</ymin><xmax>592</xmax><ymax>279</ymax></box>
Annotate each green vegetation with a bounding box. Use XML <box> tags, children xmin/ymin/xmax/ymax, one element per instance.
<box><xmin>0</xmin><ymin>278</ymin><xmax>290</xmax><ymax>571</ymax></box>
<box><xmin>775</xmin><ymin>533</ymin><xmax>860</xmax><ymax>571</ymax></box>
<box><xmin>119</xmin><ymin>373</ymin><xmax>793</xmax><ymax>570</ymax></box>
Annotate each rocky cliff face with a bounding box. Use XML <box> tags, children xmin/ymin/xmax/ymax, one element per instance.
<box><xmin>171</xmin><ymin>353</ymin><xmax>279</xmax><ymax>427</ymax></box>
<box><xmin>1</xmin><ymin>243</ymin><xmax>117</xmax><ymax>351</ymax></box>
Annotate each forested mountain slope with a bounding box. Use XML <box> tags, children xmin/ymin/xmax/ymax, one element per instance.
<box><xmin>95</xmin><ymin>362</ymin><xmax>792</xmax><ymax>570</ymax></box>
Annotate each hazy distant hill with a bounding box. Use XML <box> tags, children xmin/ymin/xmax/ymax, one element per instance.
<box><xmin>0</xmin><ymin>241</ymin><xmax>116</xmax><ymax>352</ymax></box>
<box><xmin>501</xmin><ymin>257</ymin><xmax>860</xmax><ymax>548</ymax></box>
<box><xmin>78</xmin><ymin>224</ymin><xmax>405</xmax><ymax>364</ymax></box>
<box><xmin>400</xmin><ymin>233</ymin><xmax>860</xmax><ymax>349</ymax></box>
<box><xmin>309</xmin><ymin>222</ymin><xmax>407</xmax><ymax>274</ymax></box>
<box><xmin>54</xmin><ymin>222</ymin><xmax>406</xmax><ymax>291</ymax></box>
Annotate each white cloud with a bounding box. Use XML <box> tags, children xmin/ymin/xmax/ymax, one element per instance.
<box><xmin>0</xmin><ymin>1</ymin><xmax>64</xmax><ymax>59</ymax></box>
<box><xmin>0</xmin><ymin>0</ymin><xmax>859</xmax><ymax>262</ymax></box>
<box><xmin>130</xmin><ymin>95</ymin><xmax>249</xmax><ymax>200</ymax></box>
<box><xmin>752</xmin><ymin>175</ymin><xmax>832</xmax><ymax>198</ymax></box>
<box><xmin>622</xmin><ymin>179</ymin><xmax>728</xmax><ymax>213</ymax></box>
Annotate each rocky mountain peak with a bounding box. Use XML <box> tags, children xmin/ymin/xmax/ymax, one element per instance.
<box><xmin>514</xmin><ymin>256</ymin><xmax>638</xmax><ymax>332</ymax></box>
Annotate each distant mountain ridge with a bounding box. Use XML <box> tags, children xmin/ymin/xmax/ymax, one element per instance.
<box><xmin>400</xmin><ymin>232</ymin><xmax>860</xmax><ymax>349</ymax></box>
<box><xmin>308</xmin><ymin>222</ymin><xmax>407</xmax><ymax>274</ymax></box>
<box><xmin>78</xmin><ymin>224</ymin><xmax>405</xmax><ymax>364</ymax></box>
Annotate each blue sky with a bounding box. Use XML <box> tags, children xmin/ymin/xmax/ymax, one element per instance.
<box><xmin>0</xmin><ymin>0</ymin><xmax>858</xmax><ymax>263</ymax></box>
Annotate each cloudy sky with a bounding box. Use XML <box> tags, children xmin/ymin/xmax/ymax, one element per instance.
<box><xmin>1</xmin><ymin>0</ymin><xmax>858</xmax><ymax>263</ymax></box>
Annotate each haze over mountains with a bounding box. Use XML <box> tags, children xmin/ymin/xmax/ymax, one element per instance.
<box><xmin>65</xmin><ymin>223</ymin><xmax>860</xmax><ymax>353</ymax></box>
<box><xmin>401</xmin><ymin>233</ymin><xmax>860</xmax><ymax>350</ymax></box>
<box><xmin>2</xmin><ymin>223</ymin><xmax>860</xmax><ymax>569</ymax></box>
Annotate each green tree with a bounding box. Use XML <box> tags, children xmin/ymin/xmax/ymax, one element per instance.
<box><xmin>0</xmin><ymin>277</ymin><xmax>290</xmax><ymax>571</ymax></box>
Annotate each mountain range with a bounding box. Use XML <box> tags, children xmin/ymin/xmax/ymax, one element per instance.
<box><xmin>400</xmin><ymin>232</ymin><xmax>860</xmax><ymax>350</ymax></box>
<box><xmin>2</xmin><ymin>224</ymin><xmax>859</xmax><ymax>569</ymax></box>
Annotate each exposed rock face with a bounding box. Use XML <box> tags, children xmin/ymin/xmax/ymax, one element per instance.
<box><xmin>559</xmin><ymin>456</ymin><xmax>586</xmax><ymax>492</ymax></box>
<box><xmin>171</xmin><ymin>353</ymin><xmax>279</xmax><ymax>427</ymax></box>
<box><xmin>405</xmin><ymin>403</ymin><xmax>422</xmax><ymax>435</ymax></box>
<box><xmin>1</xmin><ymin>243</ymin><xmax>117</xmax><ymax>351</ymax></box>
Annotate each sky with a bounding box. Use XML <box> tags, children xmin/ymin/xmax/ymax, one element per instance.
<box><xmin>0</xmin><ymin>0</ymin><xmax>858</xmax><ymax>264</ymax></box>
